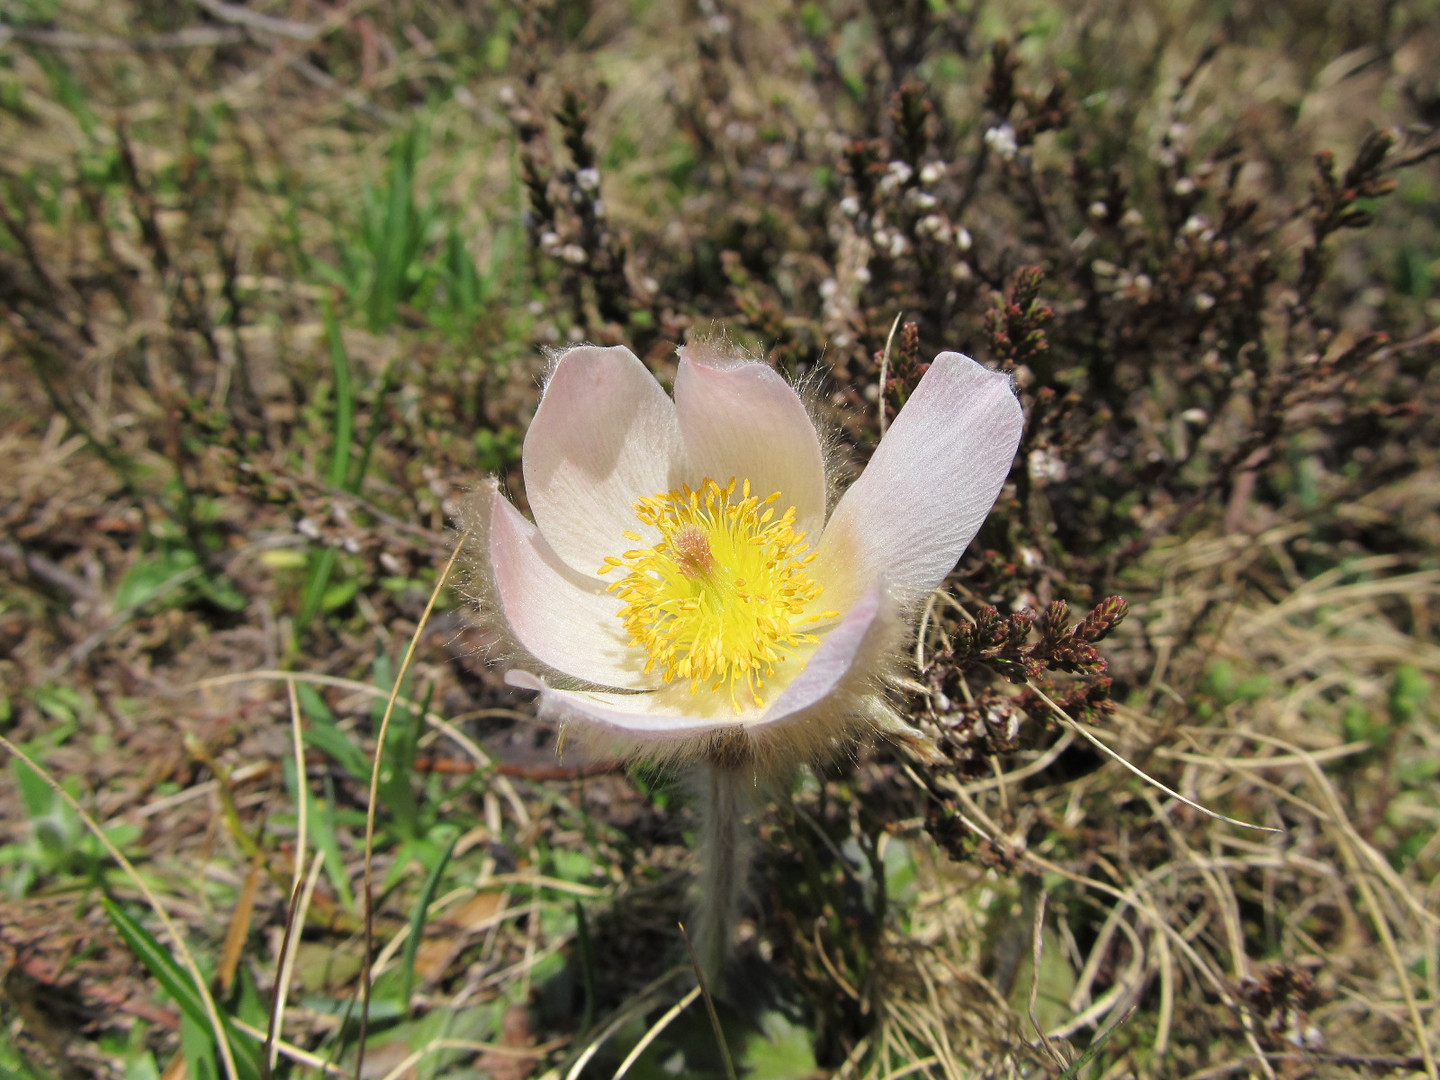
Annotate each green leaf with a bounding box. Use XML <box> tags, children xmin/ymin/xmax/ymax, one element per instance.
<box><xmin>320</xmin><ymin>578</ymin><xmax>360</xmax><ymax>613</ymax></box>
<box><xmin>743</xmin><ymin>1012</ymin><xmax>816</xmax><ymax>1079</ymax></box>
<box><xmin>12</xmin><ymin>758</ymin><xmax>54</xmax><ymax>819</ymax></box>
<box><xmin>114</xmin><ymin>548</ymin><xmax>199</xmax><ymax>611</ymax></box>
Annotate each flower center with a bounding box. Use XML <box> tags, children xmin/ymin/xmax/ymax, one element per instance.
<box><xmin>598</xmin><ymin>477</ymin><xmax>838</xmax><ymax>710</ymax></box>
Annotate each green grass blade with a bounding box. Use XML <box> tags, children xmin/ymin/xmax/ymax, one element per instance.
<box><xmin>1056</xmin><ymin>1006</ymin><xmax>1137</xmax><ymax>1080</ymax></box>
<box><xmin>103</xmin><ymin>897</ymin><xmax>209</xmax><ymax>1025</ymax></box>
<box><xmin>295</xmin><ymin>298</ymin><xmax>354</xmax><ymax>635</ymax></box>
<box><xmin>397</xmin><ymin>827</ymin><xmax>458</xmax><ymax>1015</ymax></box>
<box><xmin>322</xmin><ymin>296</ymin><xmax>354</xmax><ymax>491</ymax></box>
<box><xmin>101</xmin><ymin>898</ymin><xmax>262</xmax><ymax>1080</ymax></box>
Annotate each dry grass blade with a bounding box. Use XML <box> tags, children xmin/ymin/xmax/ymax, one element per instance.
<box><xmin>267</xmin><ymin>854</ymin><xmax>325</xmax><ymax>1076</ymax></box>
<box><xmin>1281</xmin><ymin>741</ymin><xmax>1438</xmax><ymax>1080</ymax></box>
<box><xmin>218</xmin><ymin>857</ymin><xmax>263</xmax><ymax>995</ymax></box>
<box><xmin>877</xmin><ymin>1058</ymin><xmax>941</xmax><ymax>1080</ymax></box>
<box><xmin>265</xmin><ymin>678</ymin><xmax>318</xmax><ymax>1077</ymax></box>
<box><xmin>564</xmin><ymin>967</ymin><xmax>690</xmax><ymax>1080</ymax></box>
<box><xmin>374</xmin><ymin>1037</ymin><xmax>552</xmax><ymax>1080</ymax></box>
<box><xmin>1028</xmin><ymin>892</ymin><xmax>1068</xmax><ymax>1072</ymax></box>
<box><xmin>287</xmin><ymin>676</ymin><xmax>308</xmax><ymax>897</ymax></box>
<box><xmin>877</xmin><ymin>309</ymin><xmax>903</xmax><ymax>436</ymax></box>
<box><xmin>610</xmin><ymin>985</ymin><xmax>702</xmax><ymax>1080</ymax></box>
<box><xmin>0</xmin><ymin>735</ymin><xmax>242</xmax><ymax>1080</ymax></box>
<box><xmin>231</xmin><ymin>1018</ymin><xmax>350</xmax><ymax>1076</ymax></box>
<box><xmin>1028</xmin><ymin>683</ymin><xmax>1281</xmax><ymax>833</ymax></box>
<box><xmin>355</xmin><ymin>524</ymin><xmax>474</xmax><ymax>1079</ymax></box>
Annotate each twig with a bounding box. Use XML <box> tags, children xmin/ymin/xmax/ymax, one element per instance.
<box><xmin>4</xmin><ymin>25</ymin><xmax>246</xmax><ymax>50</ymax></box>
<box><xmin>190</xmin><ymin>0</ymin><xmax>322</xmax><ymax>39</ymax></box>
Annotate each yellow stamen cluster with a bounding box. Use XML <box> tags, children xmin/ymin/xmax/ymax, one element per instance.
<box><xmin>597</xmin><ymin>478</ymin><xmax>839</xmax><ymax>710</ymax></box>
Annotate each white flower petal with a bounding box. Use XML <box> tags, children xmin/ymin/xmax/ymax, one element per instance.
<box><xmin>506</xmin><ymin>670</ymin><xmax>745</xmax><ymax>741</ymax></box>
<box><xmin>489</xmin><ymin>489</ymin><xmax>655</xmax><ymax>690</ymax></box>
<box><xmin>674</xmin><ymin>345</ymin><xmax>828</xmax><ymax>540</ymax></box>
<box><xmin>756</xmin><ymin>581</ymin><xmax>889</xmax><ymax>726</ymax></box>
<box><xmin>523</xmin><ymin>345</ymin><xmax>686</xmax><ymax>574</ymax></box>
<box><xmin>814</xmin><ymin>352</ymin><xmax>1023</xmax><ymax>612</ymax></box>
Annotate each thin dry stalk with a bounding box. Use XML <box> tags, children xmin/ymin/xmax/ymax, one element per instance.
<box><xmin>356</xmin><ymin>524</ymin><xmax>474</xmax><ymax>1078</ymax></box>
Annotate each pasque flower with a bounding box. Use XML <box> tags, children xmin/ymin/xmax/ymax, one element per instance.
<box><xmin>459</xmin><ymin>340</ymin><xmax>1022</xmax><ymax>976</ymax></box>
<box><xmin>461</xmin><ymin>341</ymin><xmax>1022</xmax><ymax>765</ymax></box>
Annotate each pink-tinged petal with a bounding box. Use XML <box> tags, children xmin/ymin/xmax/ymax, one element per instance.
<box><xmin>757</xmin><ymin>582</ymin><xmax>886</xmax><ymax>725</ymax></box>
<box><xmin>814</xmin><ymin>352</ymin><xmax>1022</xmax><ymax>613</ymax></box>
<box><xmin>489</xmin><ymin>489</ymin><xmax>655</xmax><ymax>690</ymax></box>
<box><xmin>523</xmin><ymin>345</ymin><xmax>686</xmax><ymax>574</ymax></box>
<box><xmin>675</xmin><ymin>345</ymin><xmax>827</xmax><ymax>539</ymax></box>
<box><xmin>506</xmin><ymin>670</ymin><xmax>746</xmax><ymax>741</ymax></box>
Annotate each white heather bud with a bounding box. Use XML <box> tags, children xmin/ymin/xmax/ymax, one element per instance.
<box><xmin>951</xmin><ymin>261</ymin><xmax>974</xmax><ymax>282</ymax></box>
<box><xmin>887</xmin><ymin>231</ymin><xmax>910</xmax><ymax>259</ymax></box>
<box><xmin>855</xmin><ymin>265</ymin><xmax>872</xmax><ymax>284</ymax></box>
<box><xmin>1088</xmin><ymin>201</ymin><xmax>1108</xmax><ymax>219</ymax></box>
<box><xmin>1194</xmin><ymin>292</ymin><xmax>1216</xmax><ymax>312</ymax></box>
<box><xmin>1181</xmin><ymin>407</ymin><xmax>1209</xmax><ymax>425</ymax></box>
<box><xmin>954</xmin><ymin>226</ymin><xmax>972</xmax><ymax>251</ymax></box>
<box><xmin>917</xmin><ymin>214</ymin><xmax>948</xmax><ymax>239</ymax></box>
<box><xmin>819</xmin><ymin>278</ymin><xmax>838</xmax><ymax>299</ymax></box>
<box><xmin>538</xmin><ymin>230</ymin><xmax>561</xmax><ymax>253</ymax></box>
<box><xmin>1181</xmin><ymin>214</ymin><xmax>1207</xmax><ymax>237</ymax></box>
<box><xmin>1027</xmin><ymin>447</ymin><xmax>1067</xmax><ymax>483</ymax></box>
<box><xmin>919</xmin><ymin>161</ymin><xmax>945</xmax><ymax>185</ymax></box>
<box><xmin>877</xmin><ymin>161</ymin><xmax>912</xmax><ymax>195</ymax></box>
<box><xmin>297</xmin><ymin>518</ymin><xmax>322</xmax><ymax>540</ymax></box>
<box><xmin>497</xmin><ymin>84</ymin><xmax>517</xmax><ymax>107</ymax></box>
<box><xmin>1120</xmin><ymin>207</ymin><xmax>1144</xmax><ymax>229</ymax></box>
<box><xmin>839</xmin><ymin>195</ymin><xmax>861</xmax><ymax>218</ymax></box>
<box><xmin>1173</xmin><ymin>176</ymin><xmax>1196</xmax><ymax>196</ymax></box>
<box><xmin>576</xmin><ymin>167</ymin><xmax>601</xmax><ymax>191</ymax></box>
<box><xmin>984</xmin><ymin>124</ymin><xmax>1018</xmax><ymax>161</ymax></box>
<box><xmin>907</xmin><ymin>189</ymin><xmax>938</xmax><ymax>210</ymax></box>
<box><xmin>558</xmin><ymin>244</ymin><xmax>588</xmax><ymax>265</ymax></box>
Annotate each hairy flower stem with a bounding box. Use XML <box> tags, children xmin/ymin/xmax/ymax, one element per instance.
<box><xmin>692</xmin><ymin>747</ymin><xmax>756</xmax><ymax>988</ymax></box>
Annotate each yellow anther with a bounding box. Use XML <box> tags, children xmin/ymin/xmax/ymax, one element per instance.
<box><xmin>599</xmin><ymin>476</ymin><xmax>829</xmax><ymax>712</ymax></box>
